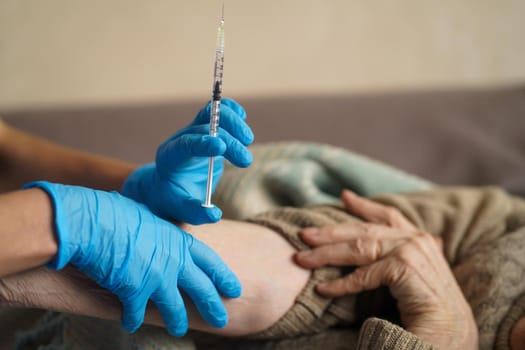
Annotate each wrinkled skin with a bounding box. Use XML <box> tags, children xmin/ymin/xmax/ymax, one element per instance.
<box><xmin>295</xmin><ymin>190</ymin><xmax>479</xmax><ymax>350</ymax></box>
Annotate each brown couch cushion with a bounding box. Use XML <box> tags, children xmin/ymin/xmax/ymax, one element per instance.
<box><xmin>3</xmin><ymin>86</ymin><xmax>525</xmax><ymax>194</ymax></box>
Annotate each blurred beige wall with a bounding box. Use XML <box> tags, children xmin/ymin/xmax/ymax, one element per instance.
<box><xmin>1</xmin><ymin>0</ymin><xmax>524</xmax><ymax>110</ymax></box>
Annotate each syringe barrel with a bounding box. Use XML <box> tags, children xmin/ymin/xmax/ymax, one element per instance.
<box><xmin>212</xmin><ymin>49</ymin><xmax>224</xmax><ymax>94</ymax></box>
<box><xmin>209</xmin><ymin>100</ymin><xmax>220</xmax><ymax>137</ymax></box>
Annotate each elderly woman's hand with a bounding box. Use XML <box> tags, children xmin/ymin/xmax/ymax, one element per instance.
<box><xmin>294</xmin><ymin>190</ymin><xmax>478</xmax><ymax>350</ymax></box>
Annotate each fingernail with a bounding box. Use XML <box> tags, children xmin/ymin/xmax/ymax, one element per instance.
<box><xmin>121</xmin><ymin>319</ymin><xmax>138</xmax><ymax>333</ymax></box>
<box><xmin>223</xmin><ymin>279</ymin><xmax>242</xmax><ymax>298</ymax></box>
<box><xmin>296</xmin><ymin>250</ymin><xmax>311</xmax><ymax>259</ymax></box>
<box><xmin>204</xmin><ymin>206</ymin><xmax>222</xmax><ymax>222</ymax></box>
<box><xmin>342</xmin><ymin>189</ymin><xmax>354</xmax><ymax>197</ymax></box>
<box><xmin>244</xmin><ymin>128</ymin><xmax>254</xmax><ymax>144</ymax></box>
<box><xmin>241</xmin><ymin>151</ymin><xmax>253</xmax><ymax>167</ymax></box>
<box><xmin>170</xmin><ymin>324</ymin><xmax>188</xmax><ymax>337</ymax></box>
<box><xmin>210</xmin><ymin>314</ymin><xmax>228</xmax><ymax>329</ymax></box>
<box><xmin>301</xmin><ymin>228</ymin><xmax>319</xmax><ymax>237</ymax></box>
<box><xmin>316</xmin><ymin>283</ymin><xmax>329</xmax><ymax>294</ymax></box>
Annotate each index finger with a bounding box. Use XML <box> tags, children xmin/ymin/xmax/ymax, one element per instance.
<box><xmin>193</xmin><ymin>99</ymin><xmax>253</xmax><ymax>146</ymax></box>
<box><xmin>221</xmin><ymin>98</ymin><xmax>247</xmax><ymax>120</ymax></box>
<box><xmin>341</xmin><ymin>190</ymin><xmax>416</xmax><ymax>231</ymax></box>
<box><xmin>189</xmin><ymin>238</ymin><xmax>242</xmax><ymax>299</ymax></box>
<box><xmin>178</xmin><ymin>260</ymin><xmax>229</xmax><ymax>329</ymax></box>
<box><xmin>300</xmin><ymin>222</ymin><xmax>413</xmax><ymax>247</ymax></box>
<box><xmin>295</xmin><ymin>231</ymin><xmax>411</xmax><ymax>269</ymax></box>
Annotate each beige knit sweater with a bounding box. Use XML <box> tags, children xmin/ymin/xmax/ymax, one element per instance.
<box><xmin>192</xmin><ymin>187</ymin><xmax>525</xmax><ymax>350</ymax></box>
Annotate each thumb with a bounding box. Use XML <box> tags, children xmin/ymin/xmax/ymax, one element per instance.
<box><xmin>175</xmin><ymin>197</ymin><xmax>223</xmax><ymax>225</ymax></box>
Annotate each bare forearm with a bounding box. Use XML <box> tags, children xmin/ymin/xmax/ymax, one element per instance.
<box><xmin>182</xmin><ymin>220</ymin><xmax>309</xmax><ymax>335</ymax></box>
<box><xmin>0</xmin><ymin>219</ymin><xmax>309</xmax><ymax>336</ymax></box>
<box><xmin>0</xmin><ymin>120</ymin><xmax>135</xmax><ymax>192</ymax></box>
<box><xmin>0</xmin><ymin>189</ymin><xmax>57</xmax><ymax>277</ymax></box>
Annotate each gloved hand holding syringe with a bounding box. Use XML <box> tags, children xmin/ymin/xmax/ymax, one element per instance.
<box><xmin>203</xmin><ymin>7</ymin><xmax>225</xmax><ymax>208</ymax></box>
<box><xmin>123</xmin><ymin>6</ymin><xmax>253</xmax><ymax>225</ymax></box>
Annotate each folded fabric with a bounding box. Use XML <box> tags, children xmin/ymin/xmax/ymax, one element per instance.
<box><xmin>214</xmin><ymin>142</ymin><xmax>433</xmax><ymax>219</ymax></box>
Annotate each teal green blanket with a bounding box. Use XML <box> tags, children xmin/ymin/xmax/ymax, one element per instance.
<box><xmin>216</xmin><ymin>142</ymin><xmax>432</xmax><ymax>220</ymax></box>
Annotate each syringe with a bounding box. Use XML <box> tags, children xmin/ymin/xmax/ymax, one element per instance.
<box><xmin>202</xmin><ymin>9</ymin><xmax>225</xmax><ymax>208</ymax></box>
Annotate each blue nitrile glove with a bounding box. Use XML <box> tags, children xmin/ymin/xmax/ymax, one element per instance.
<box><xmin>25</xmin><ymin>181</ymin><xmax>242</xmax><ymax>336</ymax></box>
<box><xmin>122</xmin><ymin>98</ymin><xmax>254</xmax><ymax>225</ymax></box>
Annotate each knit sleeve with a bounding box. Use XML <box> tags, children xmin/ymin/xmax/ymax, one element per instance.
<box><xmin>357</xmin><ymin>318</ymin><xmax>437</xmax><ymax>350</ymax></box>
<box><xmin>372</xmin><ymin>187</ymin><xmax>525</xmax><ymax>349</ymax></box>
